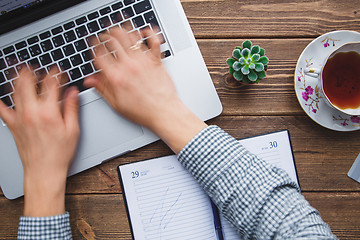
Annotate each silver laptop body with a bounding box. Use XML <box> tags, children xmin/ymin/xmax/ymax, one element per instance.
<box><xmin>0</xmin><ymin>0</ymin><xmax>222</xmax><ymax>199</ymax></box>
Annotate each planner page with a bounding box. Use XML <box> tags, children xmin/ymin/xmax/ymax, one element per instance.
<box><xmin>119</xmin><ymin>155</ymin><xmax>218</xmax><ymax>240</ymax></box>
<box><xmin>220</xmin><ymin>130</ymin><xmax>299</xmax><ymax>239</ymax></box>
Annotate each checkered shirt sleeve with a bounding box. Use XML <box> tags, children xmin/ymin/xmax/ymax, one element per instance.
<box><xmin>178</xmin><ymin>125</ymin><xmax>337</xmax><ymax>239</ymax></box>
<box><xmin>18</xmin><ymin>212</ymin><xmax>72</xmax><ymax>239</ymax></box>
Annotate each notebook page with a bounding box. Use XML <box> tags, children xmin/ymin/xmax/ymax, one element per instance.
<box><xmin>220</xmin><ymin>130</ymin><xmax>299</xmax><ymax>240</ymax></box>
<box><xmin>119</xmin><ymin>155</ymin><xmax>218</xmax><ymax>240</ymax></box>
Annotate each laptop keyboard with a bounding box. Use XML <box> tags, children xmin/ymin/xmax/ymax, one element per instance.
<box><xmin>0</xmin><ymin>0</ymin><xmax>172</xmax><ymax>109</ymax></box>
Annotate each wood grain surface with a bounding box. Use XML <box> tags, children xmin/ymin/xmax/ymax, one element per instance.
<box><xmin>1</xmin><ymin>0</ymin><xmax>360</xmax><ymax>239</ymax></box>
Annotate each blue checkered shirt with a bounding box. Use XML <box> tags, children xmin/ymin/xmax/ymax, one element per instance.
<box><xmin>18</xmin><ymin>212</ymin><xmax>72</xmax><ymax>239</ymax></box>
<box><xmin>18</xmin><ymin>125</ymin><xmax>337</xmax><ymax>239</ymax></box>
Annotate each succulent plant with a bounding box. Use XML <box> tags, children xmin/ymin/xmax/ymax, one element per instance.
<box><xmin>226</xmin><ymin>40</ymin><xmax>269</xmax><ymax>84</ymax></box>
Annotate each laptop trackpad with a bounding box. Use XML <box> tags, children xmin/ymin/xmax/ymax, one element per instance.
<box><xmin>76</xmin><ymin>98</ymin><xmax>144</xmax><ymax>160</ymax></box>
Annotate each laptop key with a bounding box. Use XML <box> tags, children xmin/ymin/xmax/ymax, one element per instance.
<box><xmin>134</xmin><ymin>0</ymin><xmax>152</xmax><ymax>14</ymax></box>
<box><xmin>0</xmin><ymin>95</ymin><xmax>12</xmax><ymax>107</ymax></box>
<box><xmin>81</xmin><ymin>49</ymin><xmax>93</xmax><ymax>62</ymax></box>
<box><xmin>59</xmin><ymin>59</ymin><xmax>71</xmax><ymax>71</ymax></box>
<box><xmin>39</xmin><ymin>53</ymin><xmax>52</xmax><ymax>66</ymax></box>
<box><xmin>64</xmin><ymin>21</ymin><xmax>75</xmax><ymax>30</ymax></box>
<box><xmin>74</xmin><ymin>39</ymin><xmax>87</xmax><ymax>52</ymax></box>
<box><xmin>16</xmin><ymin>63</ymin><xmax>28</xmax><ymax>72</ymax></box>
<box><xmin>15</xmin><ymin>41</ymin><xmax>27</xmax><ymax>50</ymax></box>
<box><xmin>17</xmin><ymin>49</ymin><xmax>31</xmax><ymax>61</ymax></box>
<box><xmin>51</xmin><ymin>49</ymin><xmax>64</xmax><ymax>61</ymax></box>
<box><xmin>4</xmin><ymin>68</ymin><xmax>17</xmax><ymax>80</ymax></box>
<box><xmin>63</xmin><ymin>44</ymin><xmax>76</xmax><ymax>56</ymax></box>
<box><xmin>27</xmin><ymin>36</ymin><xmax>39</xmax><ymax>45</ymax></box>
<box><xmin>69</xmin><ymin>78</ymin><xmax>87</xmax><ymax>92</ymax></box>
<box><xmin>0</xmin><ymin>59</ymin><xmax>6</xmax><ymax>70</ymax></box>
<box><xmin>28</xmin><ymin>58</ymin><xmax>41</xmax><ymax>70</ymax></box>
<box><xmin>0</xmin><ymin>72</ymin><xmax>5</xmax><ymax>83</ymax></box>
<box><xmin>75</xmin><ymin>26</ymin><xmax>88</xmax><ymax>38</ymax></box>
<box><xmin>99</xmin><ymin>16</ymin><xmax>111</xmax><ymax>28</ymax></box>
<box><xmin>87</xmin><ymin>21</ymin><xmax>100</xmax><ymax>33</ymax></box>
<box><xmin>35</xmin><ymin>68</ymin><xmax>47</xmax><ymax>81</ymax></box>
<box><xmin>46</xmin><ymin>63</ymin><xmax>60</xmax><ymax>73</ymax></box>
<box><xmin>76</xmin><ymin>16</ymin><xmax>87</xmax><ymax>25</ymax></box>
<box><xmin>64</xmin><ymin>30</ymin><xmax>77</xmax><ymax>43</ymax></box>
<box><xmin>122</xmin><ymin>7</ymin><xmax>135</xmax><ymax>19</ymax></box>
<box><xmin>51</xmin><ymin>26</ymin><xmax>63</xmax><ymax>35</ymax></box>
<box><xmin>29</xmin><ymin>44</ymin><xmax>42</xmax><ymax>57</ymax></box>
<box><xmin>80</xmin><ymin>62</ymin><xmax>94</xmax><ymax>75</ymax></box>
<box><xmin>40</xmin><ymin>40</ymin><xmax>53</xmax><ymax>52</ymax></box>
<box><xmin>110</xmin><ymin>11</ymin><xmax>123</xmax><ymax>24</ymax></box>
<box><xmin>100</xmin><ymin>7</ymin><xmax>111</xmax><ymax>16</ymax></box>
<box><xmin>39</xmin><ymin>31</ymin><xmax>51</xmax><ymax>40</ymax></box>
<box><xmin>161</xmin><ymin>50</ymin><xmax>171</xmax><ymax>59</ymax></box>
<box><xmin>3</xmin><ymin>46</ymin><xmax>15</xmax><ymax>55</ymax></box>
<box><xmin>144</xmin><ymin>11</ymin><xmax>160</xmax><ymax>30</ymax></box>
<box><xmin>88</xmin><ymin>11</ymin><xmax>99</xmax><ymax>20</ymax></box>
<box><xmin>132</xmin><ymin>16</ymin><xmax>145</xmax><ymax>28</ymax></box>
<box><xmin>0</xmin><ymin>82</ymin><xmax>13</xmax><ymax>97</ymax></box>
<box><xmin>52</xmin><ymin>35</ymin><xmax>65</xmax><ymax>47</ymax></box>
<box><xmin>86</xmin><ymin>35</ymin><xmax>97</xmax><ymax>46</ymax></box>
<box><xmin>5</xmin><ymin>54</ymin><xmax>19</xmax><ymax>67</ymax></box>
<box><xmin>70</xmin><ymin>54</ymin><xmax>83</xmax><ymax>67</ymax></box>
<box><xmin>124</xmin><ymin>0</ymin><xmax>136</xmax><ymax>6</ymax></box>
<box><xmin>112</xmin><ymin>2</ymin><xmax>124</xmax><ymax>11</ymax></box>
<box><xmin>69</xmin><ymin>68</ymin><xmax>82</xmax><ymax>81</ymax></box>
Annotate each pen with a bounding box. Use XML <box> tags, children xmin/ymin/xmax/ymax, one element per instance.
<box><xmin>211</xmin><ymin>200</ymin><xmax>224</xmax><ymax>240</ymax></box>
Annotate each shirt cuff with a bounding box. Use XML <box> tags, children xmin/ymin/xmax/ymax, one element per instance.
<box><xmin>18</xmin><ymin>212</ymin><xmax>72</xmax><ymax>239</ymax></box>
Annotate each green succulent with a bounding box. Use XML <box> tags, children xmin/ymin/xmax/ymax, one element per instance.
<box><xmin>226</xmin><ymin>40</ymin><xmax>269</xmax><ymax>84</ymax></box>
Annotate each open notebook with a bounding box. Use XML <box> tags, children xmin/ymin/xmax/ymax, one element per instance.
<box><xmin>118</xmin><ymin>130</ymin><xmax>299</xmax><ymax>240</ymax></box>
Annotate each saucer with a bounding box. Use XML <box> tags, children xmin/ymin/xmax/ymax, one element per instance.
<box><xmin>294</xmin><ymin>30</ymin><xmax>360</xmax><ymax>132</ymax></box>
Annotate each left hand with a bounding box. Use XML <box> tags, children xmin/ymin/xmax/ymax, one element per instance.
<box><xmin>0</xmin><ymin>69</ymin><xmax>80</xmax><ymax>217</ymax></box>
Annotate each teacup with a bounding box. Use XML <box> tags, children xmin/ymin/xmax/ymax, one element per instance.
<box><xmin>304</xmin><ymin>42</ymin><xmax>360</xmax><ymax>116</ymax></box>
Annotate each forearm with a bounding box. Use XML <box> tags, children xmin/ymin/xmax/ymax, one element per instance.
<box><xmin>177</xmin><ymin>126</ymin><xmax>337</xmax><ymax>239</ymax></box>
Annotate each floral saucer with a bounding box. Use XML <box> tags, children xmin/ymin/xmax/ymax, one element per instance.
<box><xmin>295</xmin><ymin>30</ymin><xmax>360</xmax><ymax>132</ymax></box>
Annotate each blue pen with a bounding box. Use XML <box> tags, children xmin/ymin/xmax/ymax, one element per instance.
<box><xmin>211</xmin><ymin>200</ymin><xmax>224</xmax><ymax>240</ymax></box>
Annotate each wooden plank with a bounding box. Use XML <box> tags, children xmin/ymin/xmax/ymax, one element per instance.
<box><xmin>181</xmin><ymin>0</ymin><xmax>360</xmax><ymax>38</ymax></box>
<box><xmin>303</xmin><ymin>192</ymin><xmax>360</xmax><ymax>239</ymax></box>
<box><xmin>1</xmin><ymin>193</ymin><xmax>359</xmax><ymax>239</ymax></box>
<box><xmin>199</xmin><ymin>39</ymin><xmax>310</xmax><ymax>116</ymax></box>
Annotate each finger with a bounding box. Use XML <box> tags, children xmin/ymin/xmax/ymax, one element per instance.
<box><xmin>93</xmin><ymin>44</ymin><xmax>117</xmax><ymax>79</ymax></box>
<box><xmin>111</xmin><ymin>28</ymin><xmax>133</xmax><ymax>52</ymax></box>
<box><xmin>41</xmin><ymin>67</ymin><xmax>60</xmax><ymax>102</ymax></box>
<box><xmin>62</xmin><ymin>86</ymin><xmax>80</xmax><ymax>135</ymax></box>
<box><xmin>13</xmin><ymin>68</ymin><xmax>37</xmax><ymax>108</ymax></box>
<box><xmin>142</xmin><ymin>28</ymin><xmax>161</xmax><ymax>60</ymax></box>
<box><xmin>84</xmin><ymin>74</ymin><xmax>108</xmax><ymax>97</ymax></box>
<box><xmin>0</xmin><ymin>99</ymin><xmax>15</xmax><ymax>127</ymax></box>
<box><xmin>104</xmin><ymin>34</ymin><xmax>126</xmax><ymax>60</ymax></box>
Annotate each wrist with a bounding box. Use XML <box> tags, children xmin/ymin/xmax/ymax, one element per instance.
<box><xmin>147</xmin><ymin>99</ymin><xmax>207</xmax><ymax>154</ymax></box>
<box><xmin>23</xmin><ymin>173</ymin><xmax>67</xmax><ymax>217</ymax></box>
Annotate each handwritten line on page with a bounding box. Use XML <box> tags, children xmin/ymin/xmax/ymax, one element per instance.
<box><xmin>119</xmin><ymin>130</ymin><xmax>299</xmax><ymax>240</ymax></box>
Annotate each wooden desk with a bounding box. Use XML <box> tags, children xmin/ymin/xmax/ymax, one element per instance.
<box><xmin>1</xmin><ymin>0</ymin><xmax>360</xmax><ymax>239</ymax></box>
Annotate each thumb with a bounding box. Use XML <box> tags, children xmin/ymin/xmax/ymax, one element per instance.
<box><xmin>62</xmin><ymin>87</ymin><xmax>80</xmax><ymax>135</ymax></box>
<box><xmin>0</xmin><ymin>100</ymin><xmax>15</xmax><ymax>128</ymax></box>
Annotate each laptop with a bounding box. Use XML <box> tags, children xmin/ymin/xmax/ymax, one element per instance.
<box><xmin>0</xmin><ymin>0</ymin><xmax>222</xmax><ymax>199</ymax></box>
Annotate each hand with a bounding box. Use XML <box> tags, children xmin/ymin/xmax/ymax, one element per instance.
<box><xmin>84</xmin><ymin>28</ymin><xmax>207</xmax><ymax>153</ymax></box>
<box><xmin>0</xmin><ymin>69</ymin><xmax>79</xmax><ymax>217</ymax></box>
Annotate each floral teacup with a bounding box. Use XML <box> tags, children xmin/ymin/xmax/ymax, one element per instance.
<box><xmin>304</xmin><ymin>42</ymin><xmax>360</xmax><ymax>116</ymax></box>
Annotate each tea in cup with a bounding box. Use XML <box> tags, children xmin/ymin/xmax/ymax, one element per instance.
<box><xmin>305</xmin><ymin>42</ymin><xmax>360</xmax><ymax>116</ymax></box>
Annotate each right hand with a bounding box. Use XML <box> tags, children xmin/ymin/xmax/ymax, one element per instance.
<box><xmin>84</xmin><ymin>28</ymin><xmax>179</xmax><ymax>129</ymax></box>
<box><xmin>84</xmin><ymin>28</ymin><xmax>207</xmax><ymax>153</ymax></box>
